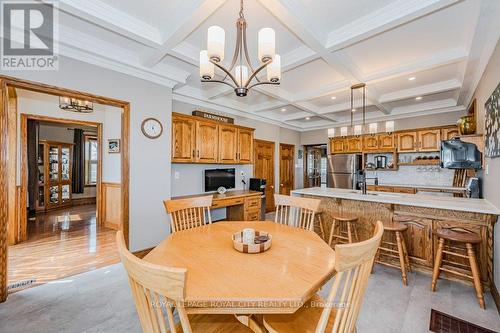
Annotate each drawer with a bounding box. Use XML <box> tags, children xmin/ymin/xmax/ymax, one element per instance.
<box><xmin>212</xmin><ymin>197</ymin><xmax>245</xmax><ymax>208</ymax></box>
<box><xmin>245</xmin><ymin>196</ymin><xmax>261</xmax><ymax>208</ymax></box>
<box><xmin>245</xmin><ymin>211</ymin><xmax>260</xmax><ymax>221</ymax></box>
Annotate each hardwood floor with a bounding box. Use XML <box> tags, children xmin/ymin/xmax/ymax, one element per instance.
<box><xmin>7</xmin><ymin>204</ymin><xmax>119</xmax><ymax>291</ymax></box>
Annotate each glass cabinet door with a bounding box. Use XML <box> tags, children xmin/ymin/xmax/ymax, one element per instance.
<box><xmin>61</xmin><ymin>184</ymin><xmax>70</xmax><ymax>203</ymax></box>
<box><xmin>38</xmin><ymin>186</ymin><xmax>45</xmax><ymax>207</ymax></box>
<box><xmin>49</xmin><ymin>185</ymin><xmax>59</xmax><ymax>205</ymax></box>
<box><xmin>61</xmin><ymin>146</ymin><xmax>70</xmax><ymax>181</ymax></box>
<box><xmin>37</xmin><ymin>143</ymin><xmax>45</xmax><ymax>184</ymax></box>
<box><xmin>49</xmin><ymin>145</ymin><xmax>59</xmax><ymax>182</ymax></box>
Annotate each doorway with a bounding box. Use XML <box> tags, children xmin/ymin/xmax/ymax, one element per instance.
<box><xmin>303</xmin><ymin>144</ymin><xmax>328</xmax><ymax>188</ymax></box>
<box><xmin>279</xmin><ymin>143</ymin><xmax>295</xmax><ymax>195</ymax></box>
<box><xmin>253</xmin><ymin>139</ymin><xmax>275</xmax><ymax>212</ymax></box>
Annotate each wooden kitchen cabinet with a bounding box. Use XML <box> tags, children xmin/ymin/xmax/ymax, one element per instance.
<box><xmin>397</xmin><ymin>131</ymin><xmax>418</xmax><ymax>152</ymax></box>
<box><xmin>218</xmin><ymin>124</ymin><xmax>238</xmax><ymax>163</ymax></box>
<box><xmin>418</xmin><ymin>129</ymin><xmax>441</xmax><ymax>152</ymax></box>
<box><xmin>363</xmin><ymin>135</ymin><xmax>379</xmax><ymax>151</ymax></box>
<box><xmin>237</xmin><ymin>128</ymin><xmax>253</xmax><ymax>163</ymax></box>
<box><xmin>330</xmin><ymin>138</ymin><xmax>345</xmax><ymax>154</ymax></box>
<box><xmin>345</xmin><ymin>137</ymin><xmax>362</xmax><ymax>152</ymax></box>
<box><xmin>394</xmin><ymin>214</ymin><xmax>434</xmax><ymax>267</ymax></box>
<box><xmin>171</xmin><ymin>114</ymin><xmax>196</xmax><ymax>163</ymax></box>
<box><xmin>378</xmin><ymin>133</ymin><xmax>395</xmax><ymax>150</ymax></box>
<box><xmin>195</xmin><ymin>120</ymin><xmax>219</xmax><ymax>163</ymax></box>
<box><xmin>441</xmin><ymin>126</ymin><xmax>460</xmax><ymax>141</ymax></box>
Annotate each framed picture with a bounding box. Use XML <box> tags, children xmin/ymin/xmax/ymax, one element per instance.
<box><xmin>108</xmin><ymin>139</ymin><xmax>120</xmax><ymax>153</ymax></box>
<box><xmin>485</xmin><ymin>82</ymin><xmax>500</xmax><ymax>158</ymax></box>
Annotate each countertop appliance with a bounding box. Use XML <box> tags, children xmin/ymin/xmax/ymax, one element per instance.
<box><xmin>327</xmin><ymin>154</ymin><xmax>363</xmax><ymax>189</ymax></box>
<box><xmin>465</xmin><ymin>177</ymin><xmax>481</xmax><ymax>198</ymax></box>
<box><xmin>249</xmin><ymin>178</ymin><xmax>266</xmax><ymax>220</ymax></box>
<box><xmin>205</xmin><ymin>168</ymin><xmax>236</xmax><ymax>192</ymax></box>
<box><xmin>375</xmin><ymin>155</ymin><xmax>387</xmax><ymax>169</ymax></box>
<box><xmin>441</xmin><ymin>139</ymin><xmax>482</xmax><ymax>170</ymax></box>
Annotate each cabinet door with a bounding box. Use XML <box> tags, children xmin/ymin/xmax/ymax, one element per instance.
<box><xmin>346</xmin><ymin>137</ymin><xmax>362</xmax><ymax>152</ymax></box>
<box><xmin>195</xmin><ymin>120</ymin><xmax>219</xmax><ymax>163</ymax></box>
<box><xmin>394</xmin><ymin>214</ymin><xmax>433</xmax><ymax>267</ymax></box>
<box><xmin>418</xmin><ymin>129</ymin><xmax>441</xmax><ymax>152</ymax></box>
<box><xmin>330</xmin><ymin>138</ymin><xmax>345</xmax><ymax>154</ymax></box>
<box><xmin>376</xmin><ymin>186</ymin><xmax>394</xmax><ymax>192</ymax></box>
<box><xmin>433</xmin><ymin>220</ymin><xmax>488</xmax><ymax>284</ymax></box>
<box><xmin>237</xmin><ymin>128</ymin><xmax>253</xmax><ymax>164</ymax></box>
<box><xmin>441</xmin><ymin>127</ymin><xmax>459</xmax><ymax>141</ymax></box>
<box><xmin>393</xmin><ymin>187</ymin><xmax>416</xmax><ymax>194</ymax></box>
<box><xmin>397</xmin><ymin>132</ymin><xmax>418</xmax><ymax>152</ymax></box>
<box><xmin>363</xmin><ymin>135</ymin><xmax>379</xmax><ymax>151</ymax></box>
<box><xmin>378</xmin><ymin>133</ymin><xmax>395</xmax><ymax>150</ymax></box>
<box><xmin>172</xmin><ymin>115</ymin><xmax>195</xmax><ymax>162</ymax></box>
<box><xmin>218</xmin><ymin>125</ymin><xmax>238</xmax><ymax>164</ymax></box>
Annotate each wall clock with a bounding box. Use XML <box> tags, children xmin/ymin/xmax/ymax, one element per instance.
<box><xmin>141</xmin><ymin>118</ymin><xmax>163</xmax><ymax>139</ymax></box>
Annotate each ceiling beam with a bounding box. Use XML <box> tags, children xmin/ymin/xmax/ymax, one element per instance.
<box><xmin>379</xmin><ymin>79</ymin><xmax>462</xmax><ymax>103</ymax></box>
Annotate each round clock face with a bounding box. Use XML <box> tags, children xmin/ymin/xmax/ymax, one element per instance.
<box><xmin>141</xmin><ymin>118</ymin><xmax>163</xmax><ymax>139</ymax></box>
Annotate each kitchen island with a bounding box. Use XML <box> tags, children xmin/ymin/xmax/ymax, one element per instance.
<box><xmin>292</xmin><ymin>187</ymin><xmax>499</xmax><ymax>288</ymax></box>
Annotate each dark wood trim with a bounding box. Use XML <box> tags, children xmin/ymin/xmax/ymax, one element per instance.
<box><xmin>72</xmin><ymin>197</ymin><xmax>97</xmax><ymax>206</ymax></box>
<box><xmin>491</xmin><ymin>281</ymin><xmax>500</xmax><ymax>315</ymax></box>
<box><xmin>133</xmin><ymin>247</ymin><xmax>154</xmax><ymax>259</ymax></box>
<box><xmin>0</xmin><ymin>76</ymin><xmax>131</xmax><ymax>303</ymax></box>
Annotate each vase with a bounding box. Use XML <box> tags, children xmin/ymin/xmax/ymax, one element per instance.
<box><xmin>458</xmin><ymin>115</ymin><xmax>476</xmax><ymax>135</ymax></box>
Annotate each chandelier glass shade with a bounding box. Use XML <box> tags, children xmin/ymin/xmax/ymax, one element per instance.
<box><xmin>199</xmin><ymin>0</ymin><xmax>281</xmax><ymax>97</ymax></box>
<box><xmin>59</xmin><ymin>96</ymin><xmax>93</xmax><ymax>113</ymax></box>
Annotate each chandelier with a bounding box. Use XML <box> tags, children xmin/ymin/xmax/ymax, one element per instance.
<box><xmin>59</xmin><ymin>96</ymin><xmax>93</xmax><ymax>113</ymax></box>
<box><xmin>199</xmin><ymin>0</ymin><xmax>281</xmax><ymax>97</ymax></box>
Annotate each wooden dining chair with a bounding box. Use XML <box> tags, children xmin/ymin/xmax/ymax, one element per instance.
<box><xmin>163</xmin><ymin>196</ymin><xmax>213</xmax><ymax>233</ymax></box>
<box><xmin>263</xmin><ymin>221</ymin><xmax>384</xmax><ymax>333</ymax></box>
<box><xmin>274</xmin><ymin>194</ymin><xmax>321</xmax><ymax>231</ymax></box>
<box><xmin>116</xmin><ymin>231</ymin><xmax>254</xmax><ymax>333</ymax></box>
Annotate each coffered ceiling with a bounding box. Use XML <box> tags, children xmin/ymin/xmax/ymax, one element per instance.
<box><xmin>34</xmin><ymin>0</ymin><xmax>500</xmax><ymax>131</ymax></box>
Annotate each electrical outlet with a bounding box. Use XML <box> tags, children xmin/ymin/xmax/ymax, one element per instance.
<box><xmin>174</xmin><ymin>171</ymin><xmax>180</xmax><ymax>179</ymax></box>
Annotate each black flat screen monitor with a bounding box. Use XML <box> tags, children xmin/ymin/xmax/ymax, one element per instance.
<box><xmin>204</xmin><ymin>168</ymin><xmax>235</xmax><ymax>192</ymax></box>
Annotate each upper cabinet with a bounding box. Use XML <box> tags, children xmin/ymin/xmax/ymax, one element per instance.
<box><xmin>171</xmin><ymin>114</ymin><xmax>196</xmax><ymax>163</ymax></box>
<box><xmin>378</xmin><ymin>133</ymin><xmax>395</xmax><ymax>150</ymax></box>
<box><xmin>330</xmin><ymin>138</ymin><xmax>345</xmax><ymax>154</ymax></box>
<box><xmin>397</xmin><ymin>131</ymin><xmax>418</xmax><ymax>152</ymax></box>
<box><xmin>418</xmin><ymin>129</ymin><xmax>441</xmax><ymax>152</ymax></box>
<box><xmin>363</xmin><ymin>135</ymin><xmax>379</xmax><ymax>151</ymax></box>
<box><xmin>172</xmin><ymin>113</ymin><xmax>254</xmax><ymax>164</ymax></box>
<box><xmin>345</xmin><ymin>137</ymin><xmax>362</xmax><ymax>152</ymax></box>
<box><xmin>441</xmin><ymin>126</ymin><xmax>460</xmax><ymax>141</ymax></box>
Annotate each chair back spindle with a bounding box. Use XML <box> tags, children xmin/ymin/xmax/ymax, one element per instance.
<box><xmin>274</xmin><ymin>194</ymin><xmax>321</xmax><ymax>231</ymax></box>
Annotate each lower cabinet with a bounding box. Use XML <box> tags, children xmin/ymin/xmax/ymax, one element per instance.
<box><xmin>393</xmin><ymin>214</ymin><xmax>434</xmax><ymax>267</ymax></box>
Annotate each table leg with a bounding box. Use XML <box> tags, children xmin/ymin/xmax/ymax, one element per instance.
<box><xmin>235</xmin><ymin>314</ymin><xmax>265</xmax><ymax>333</ymax></box>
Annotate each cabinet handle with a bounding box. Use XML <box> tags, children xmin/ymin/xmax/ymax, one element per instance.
<box><xmin>192</xmin><ymin>149</ymin><xmax>195</xmax><ymax>158</ymax></box>
<box><xmin>197</xmin><ymin>150</ymin><xmax>199</xmax><ymax>158</ymax></box>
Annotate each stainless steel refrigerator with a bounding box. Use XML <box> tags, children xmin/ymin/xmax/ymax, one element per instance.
<box><xmin>327</xmin><ymin>154</ymin><xmax>363</xmax><ymax>189</ymax></box>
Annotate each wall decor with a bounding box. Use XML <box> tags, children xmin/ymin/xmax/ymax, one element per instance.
<box><xmin>192</xmin><ymin>110</ymin><xmax>234</xmax><ymax>124</ymax></box>
<box><xmin>485</xmin><ymin>82</ymin><xmax>500</xmax><ymax>158</ymax></box>
<box><xmin>108</xmin><ymin>139</ymin><xmax>120</xmax><ymax>154</ymax></box>
<box><xmin>141</xmin><ymin>117</ymin><xmax>163</xmax><ymax>139</ymax></box>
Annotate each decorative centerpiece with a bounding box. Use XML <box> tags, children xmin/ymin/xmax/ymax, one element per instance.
<box><xmin>232</xmin><ymin>228</ymin><xmax>272</xmax><ymax>254</ymax></box>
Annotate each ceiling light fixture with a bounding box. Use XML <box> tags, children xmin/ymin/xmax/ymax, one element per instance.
<box><xmin>199</xmin><ymin>0</ymin><xmax>281</xmax><ymax>97</ymax></box>
<box><xmin>415</xmin><ymin>96</ymin><xmax>423</xmax><ymax>100</ymax></box>
<box><xmin>305</xmin><ymin>117</ymin><xmax>311</xmax><ymax>120</ymax></box>
<box><xmin>331</xmin><ymin>96</ymin><xmax>336</xmax><ymax>100</ymax></box>
<box><xmin>59</xmin><ymin>96</ymin><xmax>93</xmax><ymax>113</ymax></box>
<box><xmin>409</xmin><ymin>77</ymin><xmax>416</xmax><ymax>81</ymax></box>
<box><xmin>280</xmin><ymin>108</ymin><xmax>286</xmax><ymax>112</ymax></box>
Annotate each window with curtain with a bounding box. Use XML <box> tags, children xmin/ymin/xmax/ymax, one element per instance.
<box><xmin>84</xmin><ymin>136</ymin><xmax>98</xmax><ymax>185</ymax></box>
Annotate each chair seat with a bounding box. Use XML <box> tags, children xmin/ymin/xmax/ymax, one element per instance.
<box><xmin>383</xmin><ymin>222</ymin><xmax>407</xmax><ymax>232</ymax></box>
<box><xmin>172</xmin><ymin>314</ymin><xmax>253</xmax><ymax>333</ymax></box>
<box><xmin>263</xmin><ymin>294</ymin><xmax>337</xmax><ymax>333</ymax></box>
<box><xmin>333</xmin><ymin>213</ymin><xmax>359</xmax><ymax>222</ymax></box>
<box><xmin>435</xmin><ymin>228</ymin><xmax>481</xmax><ymax>244</ymax></box>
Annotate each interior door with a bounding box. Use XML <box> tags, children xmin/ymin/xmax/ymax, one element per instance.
<box><xmin>279</xmin><ymin>144</ymin><xmax>295</xmax><ymax>195</ymax></box>
<box><xmin>253</xmin><ymin>139</ymin><xmax>275</xmax><ymax>212</ymax></box>
<box><xmin>305</xmin><ymin>146</ymin><xmax>322</xmax><ymax>187</ymax></box>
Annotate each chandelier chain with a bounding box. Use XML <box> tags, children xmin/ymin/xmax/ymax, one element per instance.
<box><xmin>239</xmin><ymin>0</ymin><xmax>244</xmax><ymax>18</ymax></box>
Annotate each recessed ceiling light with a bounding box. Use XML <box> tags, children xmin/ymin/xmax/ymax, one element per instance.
<box><xmin>409</xmin><ymin>77</ymin><xmax>416</xmax><ymax>81</ymax></box>
<box><xmin>305</xmin><ymin>117</ymin><xmax>310</xmax><ymax>120</ymax></box>
<box><xmin>415</xmin><ymin>96</ymin><xmax>423</xmax><ymax>100</ymax></box>
<box><xmin>351</xmin><ymin>108</ymin><xmax>356</xmax><ymax>112</ymax></box>
<box><xmin>331</xmin><ymin>96</ymin><xmax>336</xmax><ymax>100</ymax></box>
<box><xmin>280</xmin><ymin>108</ymin><xmax>286</xmax><ymax>112</ymax></box>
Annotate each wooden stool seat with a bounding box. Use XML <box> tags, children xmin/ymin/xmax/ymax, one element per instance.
<box><xmin>374</xmin><ymin>221</ymin><xmax>411</xmax><ymax>285</ymax></box>
<box><xmin>432</xmin><ymin>227</ymin><xmax>485</xmax><ymax>309</ymax></box>
<box><xmin>435</xmin><ymin>228</ymin><xmax>482</xmax><ymax>244</ymax></box>
<box><xmin>327</xmin><ymin>213</ymin><xmax>360</xmax><ymax>246</ymax></box>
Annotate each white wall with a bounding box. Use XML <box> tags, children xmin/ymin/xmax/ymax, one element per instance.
<box><xmin>4</xmin><ymin>56</ymin><xmax>172</xmax><ymax>251</ymax></box>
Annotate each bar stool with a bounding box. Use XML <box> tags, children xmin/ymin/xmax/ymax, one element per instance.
<box><xmin>431</xmin><ymin>227</ymin><xmax>485</xmax><ymax>309</ymax></box>
<box><xmin>328</xmin><ymin>212</ymin><xmax>359</xmax><ymax>246</ymax></box>
<box><xmin>374</xmin><ymin>221</ymin><xmax>411</xmax><ymax>285</ymax></box>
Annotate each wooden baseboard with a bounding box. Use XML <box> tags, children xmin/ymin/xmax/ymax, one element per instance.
<box><xmin>133</xmin><ymin>247</ymin><xmax>154</xmax><ymax>259</ymax></box>
<box><xmin>72</xmin><ymin>197</ymin><xmax>96</xmax><ymax>206</ymax></box>
<box><xmin>491</xmin><ymin>281</ymin><xmax>500</xmax><ymax>315</ymax></box>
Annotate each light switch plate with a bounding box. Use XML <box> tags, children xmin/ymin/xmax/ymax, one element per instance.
<box><xmin>174</xmin><ymin>171</ymin><xmax>180</xmax><ymax>179</ymax></box>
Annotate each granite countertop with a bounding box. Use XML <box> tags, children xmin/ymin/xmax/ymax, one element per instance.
<box><xmin>291</xmin><ymin>187</ymin><xmax>500</xmax><ymax>215</ymax></box>
<box><xmin>366</xmin><ymin>182</ymin><xmax>466</xmax><ymax>192</ymax></box>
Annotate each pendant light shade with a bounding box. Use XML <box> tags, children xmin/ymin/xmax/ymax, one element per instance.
<box><xmin>199</xmin><ymin>50</ymin><xmax>214</xmax><ymax>80</ymax></box>
<box><xmin>369</xmin><ymin>123</ymin><xmax>378</xmax><ymax>134</ymax></box>
<box><xmin>354</xmin><ymin>125</ymin><xmax>363</xmax><ymax>136</ymax></box>
<box><xmin>207</xmin><ymin>25</ymin><xmax>225</xmax><ymax>62</ymax></box>
<box><xmin>258</xmin><ymin>28</ymin><xmax>275</xmax><ymax>62</ymax></box>
<box><xmin>340</xmin><ymin>127</ymin><xmax>348</xmax><ymax>137</ymax></box>
<box><xmin>235</xmin><ymin>65</ymin><xmax>249</xmax><ymax>86</ymax></box>
<box><xmin>266</xmin><ymin>54</ymin><xmax>281</xmax><ymax>82</ymax></box>
<box><xmin>385</xmin><ymin>120</ymin><xmax>395</xmax><ymax>133</ymax></box>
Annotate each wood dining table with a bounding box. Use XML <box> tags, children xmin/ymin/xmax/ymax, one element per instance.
<box><xmin>144</xmin><ymin>221</ymin><xmax>336</xmax><ymax>315</ymax></box>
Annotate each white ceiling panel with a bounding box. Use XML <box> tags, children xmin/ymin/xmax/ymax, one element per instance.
<box><xmin>386</xmin><ymin>90</ymin><xmax>458</xmax><ymax>110</ymax></box>
<box><xmin>279</xmin><ymin>59</ymin><xmax>345</xmax><ymax>93</ymax></box>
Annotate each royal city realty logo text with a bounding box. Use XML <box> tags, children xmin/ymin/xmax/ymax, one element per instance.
<box><xmin>1</xmin><ymin>1</ymin><xmax>59</xmax><ymax>70</ymax></box>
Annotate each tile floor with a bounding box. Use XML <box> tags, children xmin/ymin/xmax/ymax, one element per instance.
<box><xmin>0</xmin><ymin>263</ymin><xmax>498</xmax><ymax>332</ymax></box>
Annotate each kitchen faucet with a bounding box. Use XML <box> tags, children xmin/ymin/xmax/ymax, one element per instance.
<box><xmin>359</xmin><ymin>171</ymin><xmax>379</xmax><ymax>195</ymax></box>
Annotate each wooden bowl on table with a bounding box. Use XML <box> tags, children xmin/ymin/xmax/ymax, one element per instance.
<box><xmin>232</xmin><ymin>230</ymin><xmax>272</xmax><ymax>254</ymax></box>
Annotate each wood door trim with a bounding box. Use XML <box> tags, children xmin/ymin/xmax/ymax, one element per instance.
<box><xmin>0</xmin><ymin>75</ymin><xmax>130</xmax><ymax>303</ymax></box>
<box><xmin>279</xmin><ymin>143</ymin><xmax>295</xmax><ymax>195</ymax></box>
